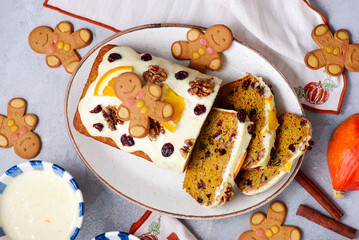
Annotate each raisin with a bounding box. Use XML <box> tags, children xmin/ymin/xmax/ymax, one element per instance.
<box><xmin>194</xmin><ymin>104</ymin><xmax>206</xmax><ymax>115</ymax></box>
<box><xmin>229</xmin><ymin>132</ymin><xmax>236</xmax><ymax>141</ymax></box>
<box><xmin>212</xmin><ymin>130</ymin><xmax>222</xmax><ymax>139</ymax></box>
<box><xmin>309</xmin><ymin>140</ymin><xmax>314</xmax><ymax>145</ymax></box>
<box><xmin>215</xmin><ymin>148</ymin><xmax>219</xmax><ymax>153</ymax></box>
<box><xmin>242</xmin><ymin>79</ymin><xmax>251</xmax><ymax>90</ymax></box>
<box><xmin>300</xmin><ymin>120</ymin><xmax>308</xmax><ymax>127</ymax></box>
<box><xmin>141</xmin><ymin>53</ymin><xmax>152</xmax><ymax>61</ymax></box>
<box><xmin>90</xmin><ymin>105</ymin><xmax>102</xmax><ymax>113</ymax></box>
<box><xmin>108</xmin><ymin>53</ymin><xmax>122</xmax><ymax>62</ymax></box>
<box><xmin>205</xmin><ymin>150</ymin><xmax>211</xmax><ymax>158</ymax></box>
<box><xmin>162</xmin><ymin>143</ymin><xmax>174</xmax><ymax>157</ymax></box>
<box><xmin>197</xmin><ymin>180</ymin><xmax>206</xmax><ymax>189</ymax></box>
<box><xmin>217</xmin><ymin>120</ymin><xmax>223</xmax><ymax>127</ymax></box>
<box><xmin>288</xmin><ymin>143</ymin><xmax>296</xmax><ymax>152</ymax></box>
<box><xmin>257</xmin><ymin>86</ymin><xmax>265</xmax><ymax>96</ymax></box>
<box><xmin>307</xmin><ymin>146</ymin><xmax>313</xmax><ymax>151</ymax></box>
<box><xmin>219</xmin><ymin>149</ymin><xmax>226</xmax><ymax>155</ymax></box>
<box><xmin>197</xmin><ymin>197</ymin><xmax>203</xmax><ymax>203</ymax></box>
<box><xmin>174</xmin><ymin>71</ymin><xmax>189</xmax><ymax>80</ymax></box>
<box><xmin>121</xmin><ymin>134</ymin><xmax>135</xmax><ymax>147</ymax></box>
<box><xmin>206</xmin><ymin>194</ymin><xmax>212</xmax><ymax>199</ymax></box>
<box><xmin>237</xmin><ymin>109</ymin><xmax>246</xmax><ymax>123</ymax></box>
<box><xmin>93</xmin><ymin>123</ymin><xmax>104</xmax><ymax>132</ymax></box>
<box><xmin>246</xmin><ymin>179</ymin><xmax>252</xmax><ymax>186</ymax></box>
<box><xmin>247</xmin><ymin>124</ymin><xmax>255</xmax><ymax>134</ymax></box>
<box><xmin>251</xmin><ymin>82</ymin><xmax>257</xmax><ymax>89</ymax></box>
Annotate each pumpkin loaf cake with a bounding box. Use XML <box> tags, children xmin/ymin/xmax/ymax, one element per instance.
<box><xmin>219</xmin><ymin>73</ymin><xmax>279</xmax><ymax>170</ymax></box>
<box><xmin>183</xmin><ymin>108</ymin><xmax>253</xmax><ymax>207</ymax></box>
<box><xmin>236</xmin><ymin>113</ymin><xmax>312</xmax><ymax>195</ymax></box>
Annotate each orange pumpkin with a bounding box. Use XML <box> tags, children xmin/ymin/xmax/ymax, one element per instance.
<box><xmin>327</xmin><ymin>114</ymin><xmax>359</xmax><ymax>198</ymax></box>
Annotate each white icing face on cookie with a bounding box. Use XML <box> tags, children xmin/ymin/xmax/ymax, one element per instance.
<box><xmin>77</xmin><ymin>46</ymin><xmax>222</xmax><ymax>172</ymax></box>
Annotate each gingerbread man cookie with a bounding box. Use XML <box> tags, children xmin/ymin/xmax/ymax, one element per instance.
<box><xmin>238</xmin><ymin>202</ymin><xmax>301</xmax><ymax>240</ymax></box>
<box><xmin>171</xmin><ymin>24</ymin><xmax>233</xmax><ymax>73</ymax></box>
<box><xmin>305</xmin><ymin>24</ymin><xmax>359</xmax><ymax>76</ymax></box>
<box><xmin>114</xmin><ymin>72</ymin><xmax>174</xmax><ymax>138</ymax></box>
<box><xmin>0</xmin><ymin>98</ymin><xmax>41</xmax><ymax>159</ymax></box>
<box><xmin>28</xmin><ymin>21</ymin><xmax>92</xmax><ymax>73</ymax></box>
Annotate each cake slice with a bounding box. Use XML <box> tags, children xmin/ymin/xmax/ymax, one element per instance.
<box><xmin>236</xmin><ymin>113</ymin><xmax>312</xmax><ymax>195</ymax></box>
<box><xmin>183</xmin><ymin>108</ymin><xmax>253</xmax><ymax>207</ymax></box>
<box><xmin>219</xmin><ymin>73</ymin><xmax>278</xmax><ymax>170</ymax></box>
<box><xmin>74</xmin><ymin>45</ymin><xmax>222</xmax><ymax>172</ymax></box>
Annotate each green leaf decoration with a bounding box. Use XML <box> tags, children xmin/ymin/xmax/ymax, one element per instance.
<box><xmin>294</xmin><ymin>86</ymin><xmax>304</xmax><ymax>98</ymax></box>
<box><xmin>321</xmin><ymin>71</ymin><xmax>338</xmax><ymax>92</ymax></box>
<box><xmin>148</xmin><ymin>216</ymin><xmax>161</xmax><ymax>236</ymax></box>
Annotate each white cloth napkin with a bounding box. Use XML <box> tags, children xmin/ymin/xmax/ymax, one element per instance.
<box><xmin>129</xmin><ymin>211</ymin><xmax>197</xmax><ymax>240</ymax></box>
<box><xmin>44</xmin><ymin>0</ymin><xmax>346</xmax><ymax>114</ymax></box>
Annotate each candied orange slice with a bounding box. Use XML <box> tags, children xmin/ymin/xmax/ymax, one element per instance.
<box><xmin>160</xmin><ymin>84</ymin><xmax>185</xmax><ymax>132</ymax></box>
<box><xmin>94</xmin><ymin>66</ymin><xmax>133</xmax><ymax>96</ymax></box>
<box><xmin>234</xmin><ymin>152</ymin><xmax>247</xmax><ymax>178</ymax></box>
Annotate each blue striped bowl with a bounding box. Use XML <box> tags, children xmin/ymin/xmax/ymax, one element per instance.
<box><xmin>92</xmin><ymin>232</ymin><xmax>140</xmax><ymax>240</ymax></box>
<box><xmin>0</xmin><ymin>161</ymin><xmax>84</xmax><ymax>240</ymax></box>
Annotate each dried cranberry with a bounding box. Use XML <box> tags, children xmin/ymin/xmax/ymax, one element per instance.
<box><xmin>288</xmin><ymin>143</ymin><xmax>296</xmax><ymax>152</ymax></box>
<box><xmin>174</xmin><ymin>71</ymin><xmax>189</xmax><ymax>80</ymax></box>
<box><xmin>212</xmin><ymin>130</ymin><xmax>222</xmax><ymax>139</ymax></box>
<box><xmin>242</xmin><ymin>79</ymin><xmax>251</xmax><ymax>90</ymax></box>
<box><xmin>141</xmin><ymin>53</ymin><xmax>152</xmax><ymax>61</ymax></box>
<box><xmin>206</xmin><ymin>193</ymin><xmax>212</xmax><ymax>199</ymax></box>
<box><xmin>257</xmin><ymin>86</ymin><xmax>265</xmax><ymax>96</ymax></box>
<box><xmin>108</xmin><ymin>53</ymin><xmax>122</xmax><ymax>62</ymax></box>
<box><xmin>162</xmin><ymin>143</ymin><xmax>174</xmax><ymax>157</ymax></box>
<box><xmin>93</xmin><ymin>123</ymin><xmax>104</xmax><ymax>132</ymax></box>
<box><xmin>237</xmin><ymin>109</ymin><xmax>246</xmax><ymax>123</ymax></box>
<box><xmin>121</xmin><ymin>134</ymin><xmax>135</xmax><ymax>147</ymax></box>
<box><xmin>229</xmin><ymin>132</ymin><xmax>236</xmax><ymax>141</ymax></box>
<box><xmin>205</xmin><ymin>150</ymin><xmax>211</xmax><ymax>158</ymax></box>
<box><xmin>90</xmin><ymin>105</ymin><xmax>102</xmax><ymax>113</ymax></box>
<box><xmin>216</xmin><ymin>120</ymin><xmax>223</xmax><ymax>127</ymax></box>
<box><xmin>194</xmin><ymin>104</ymin><xmax>206</xmax><ymax>115</ymax></box>
<box><xmin>197</xmin><ymin>180</ymin><xmax>206</xmax><ymax>189</ymax></box>
<box><xmin>300</xmin><ymin>120</ymin><xmax>308</xmax><ymax>127</ymax></box>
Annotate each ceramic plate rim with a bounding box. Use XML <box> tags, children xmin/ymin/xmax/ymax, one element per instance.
<box><xmin>64</xmin><ymin>23</ymin><xmax>305</xmax><ymax>219</ymax></box>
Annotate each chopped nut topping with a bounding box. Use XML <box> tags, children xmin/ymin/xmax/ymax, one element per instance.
<box><xmin>148</xmin><ymin>119</ymin><xmax>165</xmax><ymax>141</ymax></box>
<box><xmin>143</xmin><ymin>65</ymin><xmax>167</xmax><ymax>83</ymax></box>
<box><xmin>180</xmin><ymin>138</ymin><xmax>195</xmax><ymax>158</ymax></box>
<box><xmin>102</xmin><ymin>105</ymin><xmax>123</xmax><ymax>131</ymax></box>
<box><xmin>220</xmin><ymin>182</ymin><xmax>234</xmax><ymax>204</ymax></box>
<box><xmin>188</xmin><ymin>78</ymin><xmax>214</xmax><ymax>97</ymax></box>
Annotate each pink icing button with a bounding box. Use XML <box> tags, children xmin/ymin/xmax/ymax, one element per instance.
<box><xmin>207</xmin><ymin>47</ymin><xmax>215</xmax><ymax>55</ymax></box>
<box><xmin>341</xmin><ymin>44</ymin><xmax>348</xmax><ymax>53</ymax></box>
<box><xmin>200</xmin><ymin>38</ymin><xmax>207</xmax><ymax>46</ymax></box>
<box><xmin>255</xmin><ymin>229</ymin><xmax>267</xmax><ymax>240</ymax></box>
<box><xmin>48</xmin><ymin>44</ymin><xmax>56</xmax><ymax>53</ymax></box>
<box><xmin>19</xmin><ymin>127</ymin><xmax>28</xmax><ymax>135</ymax></box>
<box><xmin>136</xmin><ymin>91</ymin><xmax>145</xmax><ymax>99</ymax></box>
<box><xmin>53</xmin><ymin>34</ymin><xmax>59</xmax><ymax>44</ymax></box>
<box><xmin>11</xmin><ymin>134</ymin><xmax>18</xmax><ymax>141</ymax></box>
<box><xmin>125</xmin><ymin>98</ymin><xmax>135</xmax><ymax>106</ymax></box>
<box><xmin>339</xmin><ymin>54</ymin><xmax>345</xmax><ymax>63</ymax></box>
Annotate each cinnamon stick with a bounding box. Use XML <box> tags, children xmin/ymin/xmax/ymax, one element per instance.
<box><xmin>295</xmin><ymin>170</ymin><xmax>343</xmax><ymax>220</ymax></box>
<box><xmin>297</xmin><ymin>205</ymin><xmax>356</xmax><ymax>239</ymax></box>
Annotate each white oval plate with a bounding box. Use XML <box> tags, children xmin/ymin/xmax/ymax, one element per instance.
<box><xmin>65</xmin><ymin>24</ymin><xmax>304</xmax><ymax>219</ymax></box>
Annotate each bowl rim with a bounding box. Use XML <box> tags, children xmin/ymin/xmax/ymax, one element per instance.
<box><xmin>64</xmin><ymin>23</ymin><xmax>305</xmax><ymax>219</ymax></box>
<box><xmin>92</xmin><ymin>231</ymin><xmax>140</xmax><ymax>240</ymax></box>
<box><xmin>0</xmin><ymin>160</ymin><xmax>84</xmax><ymax>240</ymax></box>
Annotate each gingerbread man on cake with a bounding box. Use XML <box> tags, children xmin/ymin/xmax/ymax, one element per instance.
<box><xmin>171</xmin><ymin>24</ymin><xmax>233</xmax><ymax>73</ymax></box>
<box><xmin>0</xmin><ymin>98</ymin><xmax>41</xmax><ymax>159</ymax></box>
<box><xmin>28</xmin><ymin>21</ymin><xmax>92</xmax><ymax>73</ymax></box>
<box><xmin>305</xmin><ymin>24</ymin><xmax>359</xmax><ymax>76</ymax></box>
<box><xmin>114</xmin><ymin>72</ymin><xmax>174</xmax><ymax>138</ymax></box>
<box><xmin>238</xmin><ymin>202</ymin><xmax>301</xmax><ymax>240</ymax></box>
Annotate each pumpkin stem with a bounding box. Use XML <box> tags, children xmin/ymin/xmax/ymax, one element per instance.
<box><xmin>332</xmin><ymin>188</ymin><xmax>345</xmax><ymax>199</ymax></box>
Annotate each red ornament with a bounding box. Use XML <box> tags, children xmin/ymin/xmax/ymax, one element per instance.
<box><xmin>139</xmin><ymin>233</ymin><xmax>159</xmax><ymax>240</ymax></box>
<box><xmin>304</xmin><ymin>81</ymin><xmax>329</xmax><ymax>105</ymax></box>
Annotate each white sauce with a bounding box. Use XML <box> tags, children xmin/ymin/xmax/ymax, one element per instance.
<box><xmin>0</xmin><ymin>171</ymin><xmax>79</xmax><ymax>240</ymax></box>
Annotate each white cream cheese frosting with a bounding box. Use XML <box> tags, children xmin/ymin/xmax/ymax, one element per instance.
<box><xmin>77</xmin><ymin>46</ymin><xmax>222</xmax><ymax>172</ymax></box>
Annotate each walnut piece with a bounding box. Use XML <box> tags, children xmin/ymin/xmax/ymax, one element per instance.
<box><xmin>148</xmin><ymin>119</ymin><xmax>165</xmax><ymax>141</ymax></box>
<box><xmin>143</xmin><ymin>65</ymin><xmax>167</xmax><ymax>83</ymax></box>
<box><xmin>188</xmin><ymin>78</ymin><xmax>214</xmax><ymax>97</ymax></box>
<box><xmin>102</xmin><ymin>105</ymin><xmax>123</xmax><ymax>131</ymax></box>
<box><xmin>220</xmin><ymin>182</ymin><xmax>234</xmax><ymax>204</ymax></box>
<box><xmin>180</xmin><ymin>138</ymin><xmax>195</xmax><ymax>158</ymax></box>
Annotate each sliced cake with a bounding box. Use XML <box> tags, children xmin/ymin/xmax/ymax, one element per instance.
<box><xmin>183</xmin><ymin>108</ymin><xmax>253</xmax><ymax>208</ymax></box>
<box><xmin>236</xmin><ymin>113</ymin><xmax>312</xmax><ymax>195</ymax></box>
<box><xmin>219</xmin><ymin>73</ymin><xmax>279</xmax><ymax>170</ymax></box>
